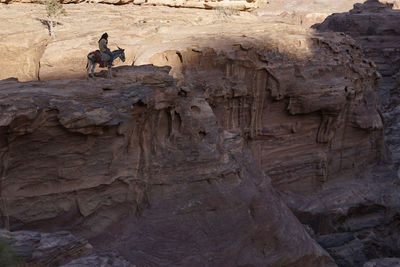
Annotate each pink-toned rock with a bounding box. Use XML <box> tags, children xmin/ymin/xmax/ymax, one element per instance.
<box><xmin>1</xmin><ymin>2</ymin><xmax>399</xmax><ymax>266</ymax></box>
<box><xmin>289</xmin><ymin>1</ymin><xmax>400</xmax><ymax>265</ymax></box>
<box><xmin>1</xmin><ymin>2</ymin><xmax>397</xmax><ymax>82</ymax></box>
<box><xmin>149</xmin><ymin>32</ymin><xmax>384</xmax><ymax>194</ymax></box>
<box><xmin>0</xmin><ymin>4</ymin><xmax>48</xmax><ymax>81</ymax></box>
<box><xmin>1</xmin><ymin>0</ymin><xmax>259</xmax><ymax>9</ymax></box>
<box><xmin>0</xmin><ymin>65</ymin><xmax>335</xmax><ymax>266</ymax></box>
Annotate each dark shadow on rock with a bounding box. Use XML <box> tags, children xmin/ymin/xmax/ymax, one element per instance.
<box><xmin>312</xmin><ymin>1</ymin><xmax>400</xmax><ymax>265</ymax></box>
<box><xmin>0</xmin><ymin>18</ymin><xmax>398</xmax><ymax>266</ymax></box>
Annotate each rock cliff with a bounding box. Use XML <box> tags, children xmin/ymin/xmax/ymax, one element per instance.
<box><xmin>0</xmin><ymin>1</ymin><xmax>397</xmax><ymax>83</ymax></box>
<box><xmin>147</xmin><ymin>21</ymin><xmax>400</xmax><ymax>266</ymax></box>
<box><xmin>1</xmin><ymin>1</ymin><xmax>399</xmax><ymax>266</ymax></box>
<box><xmin>315</xmin><ymin>0</ymin><xmax>400</xmax><ymax>165</ymax></box>
<box><xmin>149</xmin><ymin>31</ymin><xmax>384</xmax><ymax>195</ymax></box>
<box><xmin>0</xmin><ymin>65</ymin><xmax>335</xmax><ymax>265</ymax></box>
<box><xmin>306</xmin><ymin>1</ymin><xmax>400</xmax><ymax>265</ymax></box>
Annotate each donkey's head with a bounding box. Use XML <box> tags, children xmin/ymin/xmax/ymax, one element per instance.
<box><xmin>117</xmin><ymin>46</ymin><xmax>126</xmax><ymax>62</ymax></box>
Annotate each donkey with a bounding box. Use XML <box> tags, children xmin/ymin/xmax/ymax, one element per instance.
<box><xmin>86</xmin><ymin>47</ymin><xmax>125</xmax><ymax>79</ymax></box>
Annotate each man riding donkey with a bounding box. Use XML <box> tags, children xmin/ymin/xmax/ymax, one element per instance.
<box><xmin>86</xmin><ymin>32</ymin><xmax>125</xmax><ymax>78</ymax></box>
<box><xmin>98</xmin><ymin>32</ymin><xmax>113</xmax><ymax>67</ymax></box>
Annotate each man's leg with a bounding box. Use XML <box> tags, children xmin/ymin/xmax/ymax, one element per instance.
<box><xmin>107</xmin><ymin>51</ymin><xmax>113</xmax><ymax>66</ymax></box>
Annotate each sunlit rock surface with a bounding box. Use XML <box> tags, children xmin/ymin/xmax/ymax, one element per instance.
<box><xmin>1</xmin><ymin>1</ymin><xmax>399</xmax><ymax>266</ymax></box>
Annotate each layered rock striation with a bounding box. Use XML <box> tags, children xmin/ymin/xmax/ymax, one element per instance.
<box><xmin>305</xmin><ymin>1</ymin><xmax>400</xmax><ymax>265</ymax></box>
<box><xmin>315</xmin><ymin>0</ymin><xmax>400</xmax><ymax>165</ymax></box>
<box><xmin>146</xmin><ymin>7</ymin><xmax>400</xmax><ymax>265</ymax></box>
<box><xmin>1</xmin><ymin>2</ymin><xmax>398</xmax><ymax>266</ymax></box>
<box><xmin>1</xmin><ymin>0</ymin><xmax>259</xmax><ymax>10</ymax></box>
<box><xmin>0</xmin><ymin>65</ymin><xmax>335</xmax><ymax>265</ymax></box>
<box><xmin>149</xmin><ymin>31</ymin><xmax>384</xmax><ymax>195</ymax></box>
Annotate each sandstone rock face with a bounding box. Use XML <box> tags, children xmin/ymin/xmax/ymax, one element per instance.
<box><xmin>0</xmin><ymin>5</ymin><xmax>386</xmax><ymax>190</ymax></box>
<box><xmin>3</xmin><ymin>0</ymin><xmax>400</xmax><ymax>11</ymax></box>
<box><xmin>1</xmin><ymin>0</ymin><xmax>259</xmax><ymax>10</ymax></box>
<box><xmin>0</xmin><ymin>2</ymin><xmax>397</xmax><ymax>82</ymax></box>
<box><xmin>0</xmin><ymin>2</ymin><xmax>398</xmax><ymax>266</ymax></box>
<box><xmin>0</xmin><ymin>65</ymin><xmax>335</xmax><ymax>266</ymax></box>
<box><xmin>0</xmin><ymin>4</ymin><xmax>49</xmax><ymax>81</ymax></box>
<box><xmin>146</xmin><ymin>25</ymin><xmax>400</xmax><ymax>267</ymax></box>
<box><xmin>304</xmin><ymin>1</ymin><xmax>400</xmax><ymax>265</ymax></box>
<box><xmin>0</xmin><ymin>4</ymin><xmax>262</xmax><ymax>81</ymax></box>
<box><xmin>315</xmin><ymin>0</ymin><xmax>400</xmax><ymax>165</ymax></box>
<box><xmin>149</xmin><ymin>32</ymin><xmax>384</xmax><ymax>195</ymax></box>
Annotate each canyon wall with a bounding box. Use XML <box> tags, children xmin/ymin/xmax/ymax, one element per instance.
<box><xmin>147</xmin><ymin>30</ymin><xmax>400</xmax><ymax>266</ymax></box>
<box><xmin>0</xmin><ymin>65</ymin><xmax>335</xmax><ymax>266</ymax></box>
<box><xmin>1</xmin><ymin>1</ymin><xmax>400</xmax><ymax>266</ymax></box>
<box><xmin>295</xmin><ymin>1</ymin><xmax>400</xmax><ymax>265</ymax></box>
<box><xmin>315</xmin><ymin>0</ymin><xmax>400</xmax><ymax>165</ymax></box>
<box><xmin>149</xmin><ymin>33</ymin><xmax>384</xmax><ymax>194</ymax></box>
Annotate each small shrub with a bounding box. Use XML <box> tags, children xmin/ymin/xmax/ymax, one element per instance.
<box><xmin>44</xmin><ymin>0</ymin><xmax>67</xmax><ymax>38</ymax></box>
<box><xmin>0</xmin><ymin>236</ymin><xmax>17</xmax><ymax>267</ymax></box>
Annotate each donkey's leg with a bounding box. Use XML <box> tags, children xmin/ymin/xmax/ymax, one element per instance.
<box><xmin>108</xmin><ymin>67</ymin><xmax>113</xmax><ymax>79</ymax></box>
<box><xmin>91</xmin><ymin>63</ymin><xmax>96</xmax><ymax>78</ymax></box>
<box><xmin>86</xmin><ymin>60</ymin><xmax>91</xmax><ymax>79</ymax></box>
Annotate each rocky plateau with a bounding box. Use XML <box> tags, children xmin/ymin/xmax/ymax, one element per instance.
<box><xmin>0</xmin><ymin>0</ymin><xmax>400</xmax><ymax>266</ymax></box>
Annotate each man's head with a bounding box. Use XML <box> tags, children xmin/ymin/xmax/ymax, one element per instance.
<box><xmin>100</xmin><ymin>33</ymin><xmax>108</xmax><ymax>40</ymax></box>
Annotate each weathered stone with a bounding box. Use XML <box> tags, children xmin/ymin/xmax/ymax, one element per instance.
<box><xmin>1</xmin><ymin>2</ymin><xmax>399</xmax><ymax>266</ymax></box>
<box><xmin>0</xmin><ymin>65</ymin><xmax>335</xmax><ymax>266</ymax></box>
<box><xmin>0</xmin><ymin>229</ymin><xmax>93</xmax><ymax>265</ymax></box>
<box><xmin>304</xmin><ymin>2</ymin><xmax>400</xmax><ymax>265</ymax></box>
<box><xmin>364</xmin><ymin>258</ymin><xmax>400</xmax><ymax>267</ymax></box>
<box><xmin>317</xmin><ymin>232</ymin><xmax>355</xmax><ymax>248</ymax></box>
<box><xmin>0</xmin><ymin>2</ymin><xmax>392</xmax><ymax>82</ymax></box>
<box><xmin>149</xmin><ymin>33</ymin><xmax>384</xmax><ymax>195</ymax></box>
<box><xmin>61</xmin><ymin>254</ymin><xmax>133</xmax><ymax>267</ymax></box>
<box><xmin>0</xmin><ymin>0</ymin><xmax>259</xmax><ymax>11</ymax></box>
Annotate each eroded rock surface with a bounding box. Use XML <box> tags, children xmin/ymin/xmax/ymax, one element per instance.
<box><xmin>0</xmin><ymin>229</ymin><xmax>93</xmax><ymax>265</ymax></box>
<box><xmin>315</xmin><ymin>0</ymin><xmax>400</xmax><ymax>165</ymax></box>
<box><xmin>363</xmin><ymin>258</ymin><xmax>400</xmax><ymax>267</ymax></box>
<box><xmin>1</xmin><ymin>0</ymin><xmax>259</xmax><ymax>11</ymax></box>
<box><xmin>61</xmin><ymin>254</ymin><xmax>132</xmax><ymax>267</ymax></box>
<box><xmin>0</xmin><ymin>1</ymin><xmax>394</xmax><ymax>82</ymax></box>
<box><xmin>0</xmin><ymin>65</ymin><xmax>335</xmax><ymax>266</ymax></box>
<box><xmin>305</xmin><ymin>1</ymin><xmax>400</xmax><ymax>265</ymax></box>
<box><xmin>1</xmin><ymin>2</ymin><xmax>399</xmax><ymax>266</ymax></box>
<box><xmin>146</xmin><ymin>24</ymin><xmax>400</xmax><ymax>266</ymax></box>
<box><xmin>149</xmin><ymin>31</ymin><xmax>384</xmax><ymax>195</ymax></box>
